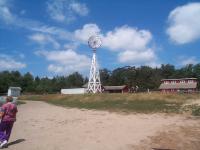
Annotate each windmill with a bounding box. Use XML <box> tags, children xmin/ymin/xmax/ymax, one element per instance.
<box><xmin>87</xmin><ymin>35</ymin><xmax>102</xmax><ymax>93</ymax></box>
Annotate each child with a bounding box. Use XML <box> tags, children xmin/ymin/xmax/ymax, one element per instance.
<box><xmin>0</xmin><ymin>96</ymin><xmax>18</xmax><ymax>148</ymax></box>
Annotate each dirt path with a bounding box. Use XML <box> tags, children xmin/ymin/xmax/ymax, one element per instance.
<box><xmin>7</xmin><ymin>101</ymin><xmax>200</xmax><ymax>150</ymax></box>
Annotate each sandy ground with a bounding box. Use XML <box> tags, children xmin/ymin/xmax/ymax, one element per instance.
<box><xmin>6</xmin><ymin>101</ymin><xmax>200</xmax><ymax>150</ymax></box>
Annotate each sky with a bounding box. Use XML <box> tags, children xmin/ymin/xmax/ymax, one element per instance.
<box><xmin>0</xmin><ymin>0</ymin><xmax>200</xmax><ymax>77</ymax></box>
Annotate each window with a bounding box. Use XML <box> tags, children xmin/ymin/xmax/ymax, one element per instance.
<box><xmin>188</xmin><ymin>80</ymin><xmax>193</xmax><ymax>83</ymax></box>
<box><xmin>165</xmin><ymin>81</ymin><xmax>169</xmax><ymax>84</ymax></box>
<box><xmin>171</xmin><ymin>81</ymin><xmax>176</xmax><ymax>84</ymax></box>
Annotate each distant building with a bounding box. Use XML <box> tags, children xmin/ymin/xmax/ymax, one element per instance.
<box><xmin>159</xmin><ymin>78</ymin><xmax>198</xmax><ymax>93</ymax></box>
<box><xmin>8</xmin><ymin>87</ymin><xmax>21</xmax><ymax>97</ymax></box>
<box><xmin>82</xmin><ymin>83</ymin><xmax>88</xmax><ymax>89</ymax></box>
<box><xmin>61</xmin><ymin>84</ymin><xmax>130</xmax><ymax>94</ymax></box>
<box><xmin>103</xmin><ymin>85</ymin><xmax>129</xmax><ymax>93</ymax></box>
<box><xmin>61</xmin><ymin>88</ymin><xmax>87</xmax><ymax>94</ymax></box>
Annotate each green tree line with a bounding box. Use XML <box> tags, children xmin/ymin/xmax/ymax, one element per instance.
<box><xmin>0</xmin><ymin>64</ymin><xmax>199</xmax><ymax>94</ymax></box>
<box><xmin>100</xmin><ymin>64</ymin><xmax>200</xmax><ymax>91</ymax></box>
<box><xmin>0</xmin><ymin>71</ymin><xmax>88</xmax><ymax>94</ymax></box>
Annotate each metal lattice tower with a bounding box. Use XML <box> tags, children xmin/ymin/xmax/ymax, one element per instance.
<box><xmin>87</xmin><ymin>36</ymin><xmax>102</xmax><ymax>93</ymax></box>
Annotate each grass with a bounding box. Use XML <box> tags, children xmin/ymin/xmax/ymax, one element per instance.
<box><xmin>47</xmin><ymin>99</ymin><xmax>182</xmax><ymax>113</ymax></box>
<box><xmin>19</xmin><ymin>92</ymin><xmax>200</xmax><ymax>114</ymax></box>
<box><xmin>19</xmin><ymin>92</ymin><xmax>200</xmax><ymax>102</ymax></box>
<box><xmin>192</xmin><ymin>106</ymin><xmax>200</xmax><ymax>116</ymax></box>
<box><xmin>16</xmin><ymin>100</ymin><xmax>26</xmax><ymax>105</ymax></box>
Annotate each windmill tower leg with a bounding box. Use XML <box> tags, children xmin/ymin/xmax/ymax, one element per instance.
<box><xmin>87</xmin><ymin>51</ymin><xmax>102</xmax><ymax>93</ymax></box>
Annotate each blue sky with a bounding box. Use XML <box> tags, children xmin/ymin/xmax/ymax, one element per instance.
<box><xmin>0</xmin><ymin>0</ymin><xmax>200</xmax><ymax>77</ymax></box>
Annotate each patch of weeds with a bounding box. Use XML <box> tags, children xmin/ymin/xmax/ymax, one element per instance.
<box><xmin>16</xmin><ymin>101</ymin><xmax>26</xmax><ymax>105</ymax></box>
<box><xmin>192</xmin><ymin>105</ymin><xmax>200</xmax><ymax>116</ymax></box>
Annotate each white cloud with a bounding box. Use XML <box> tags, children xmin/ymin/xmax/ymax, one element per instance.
<box><xmin>167</xmin><ymin>2</ymin><xmax>200</xmax><ymax>44</ymax></box>
<box><xmin>30</xmin><ymin>25</ymin><xmax>74</xmax><ymax>41</ymax></box>
<box><xmin>35</xmin><ymin>49</ymin><xmax>90</xmax><ymax>74</ymax></box>
<box><xmin>46</xmin><ymin>0</ymin><xmax>89</xmax><ymax>23</ymax></box>
<box><xmin>69</xmin><ymin>2</ymin><xmax>89</xmax><ymax>16</ymax></box>
<box><xmin>74</xmin><ymin>24</ymin><xmax>101</xmax><ymax>42</ymax></box>
<box><xmin>0</xmin><ymin>0</ymin><xmax>73</xmax><ymax>41</ymax></box>
<box><xmin>102</xmin><ymin>25</ymin><xmax>158</xmax><ymax>65</ymax></box>
<box><xmin>103</xmin><ymin>26</ymin><xmax>152</xmax><ymax>51</ymax></box>
<box><xmin>0</xmin><ymin>0</ymin><xmax>15</xmax><ymax>24</ymax></box>
<box><xmin>74</xmin><ymin>24</ymin><xmax>158</xmax><ymax>66</ymax></box>
<box><xmin>0</xmin><ymin>54</ymin><xmax>26</xmax><ymax>71</ymax></box>
<box><xmin>118</xmin><ymin>49</ymin><xmax>156</xmax><ymax>64</ymax></box>
<box><xmin>29</xmin><ymin>33</ymin><xmax>60</xmax><ymax>49</ymax></box>
<box><xmin>0</xmin><ymin>0</ymin><xmax>159</xmax><ymax>69</ymax></box>
<box><xmin>178</xmin><ymin>56</ymin><xmax>198</xmax><ymax>66</ymax></box>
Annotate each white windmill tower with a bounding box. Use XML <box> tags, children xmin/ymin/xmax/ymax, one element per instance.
<box><xmin>87</xmin><ymin>35</ymin><xmax>102</xmax><ymax>93</ymax></box>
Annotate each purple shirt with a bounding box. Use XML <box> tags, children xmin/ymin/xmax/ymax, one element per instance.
<box><xmin>1</xmin><ymin>102</ymin><xmax>18</xmax><ymax>122</ymax></box>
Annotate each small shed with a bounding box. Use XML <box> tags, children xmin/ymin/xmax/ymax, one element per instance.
<box><xmin>61</xmin><ymin>88</ymin><xmax>87</xmax><ymax>94</ymax></box>
<box><xmin>103</xmin><ymin>85</ymin><xmax>129</xmax><ymax>93</ymax></box>
<box><xmin>8</xmin><ymin>87</ymin><xmax>22</xmax><ymax>97</ymax></box>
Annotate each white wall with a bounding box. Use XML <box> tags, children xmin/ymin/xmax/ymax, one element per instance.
<box><xmin>8</xmin><ymin>89</ymin><xmax>21</xmax><ymax>97</ymax></box>
<box><xmin>61</xmin><ymin>88</ymin><xmax>87</xmax><ymax>94</ymax></box>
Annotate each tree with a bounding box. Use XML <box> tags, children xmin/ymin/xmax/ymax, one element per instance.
<box><xmin>21</xmin><ymin>72</ymin><xmax>34</xmax><ymax>92</ymax></box>
<box><xmin>66</xmin><ymin>72</ymin><xmax>84</xmax><ymax>88</ymax></box>
<box><xmin>0</xmin><ymin>71</ymin><xmax>12</xmax><ymax>93</ymax></box>
<box><xmin>193</xmin><ymin>64</ymin><xmax>200</xmax><ymax>88</ymax></box>
<box><xmin>109</xmin><ymin>68</ymin><xmax>123</xmax><ymax>85</ymax></box>
<box><xmin>0</xmin><ymin>62</ymin><xmax>199</xmax><ymax>94</ymax></box>
<box><xmin>100</xmin><ymin>68</ymin><xmax>111</xmax><ymax>85</ymax></box>
<box><xmin>161</xmin><ymin>64</ymin><xmax>175</xmax><ymax>79</ymax></box>
<box><xmin>135</xmin><ymin>66</ymin><xmax>153</xmax><ymax>90</ymax></box>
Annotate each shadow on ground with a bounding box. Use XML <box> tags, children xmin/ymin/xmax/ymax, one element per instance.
<box><xmin>152</xmin><ymin>148</ymin><xmax>175</xmax><ymax>150</ymax></box>
<box><xmin>6</xmin><ymin>139</ymin><xmax>26</xmax><ymax>147</ymax></box>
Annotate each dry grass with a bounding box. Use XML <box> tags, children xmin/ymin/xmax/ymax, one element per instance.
<box><xmin>19</xmin><ymin>92</ymin><xmax>200</xmax><ymax>114</ymax></box>
<box><xmin>19</xmin><ymin>92</ymin><xmax>200</xmax><ymax>102</ymax></box>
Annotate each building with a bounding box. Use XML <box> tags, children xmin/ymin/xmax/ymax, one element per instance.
<box><xmin>61</xmin><ymin>88</ymin><xmax>87</xmax><ymax>94</ymax></box>
<box><xmin>61</xmin><ymin>84</ymin><xmax>130</xmax><ymax>94</ymax></box>
<box><xmin>103</xmin><ymin>85</ymin><xmax>129</xmax><ymax>93</ymax></box>
<box><xmin>159</xmin><ymin>78</ymin><xmax>198</xmax><ymax>93</ymax></box>
<box><xmin>7</xmin><ymin>87</ymin><xmax>22</xmax><ymax>97</ymax></box>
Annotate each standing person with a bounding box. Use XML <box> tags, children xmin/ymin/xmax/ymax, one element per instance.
<box><xmin>0</xmin><ymin>96</ymin><xmax>18</xmax><ymax>148</ymax></box>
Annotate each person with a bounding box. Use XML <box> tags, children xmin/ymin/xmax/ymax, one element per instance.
<box><xmin>0</xmin><ymin>96</ymin><xmax>18</xmax><ymax>148</ymax></box>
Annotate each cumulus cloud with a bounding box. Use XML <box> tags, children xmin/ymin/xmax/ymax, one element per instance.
<box><xmin>167</xmin><ymin>2</ymin><xmax>200</xmax><ymax>44</ymax></box>
<box><xmin>73</xmin><ymin>24</ymin><xmax>159</xmax><ymax>66</ymax></box>
<box><xmin>103</xmin><ymin>26</ymin><xmax>152</xmax><ymax>51</ymax></box>
<box><xmin>46</xmin><ymin>0</ymin><xmax>89</xmax><ymax>23</ymax></box>
<box><xmin>0</xmin><ymin>0</ymin><xmax>160</xmax><ymax>70</ymax></box>
<box><xmin>74</xmin><ymin>24</ymin><xmax>101</xmax><ymax>43</ymax></box>
<box><xmin>0</xmin><ymin>54</ymin><xmax>26</xmax><ymax>71</ymax></box>
<box><xmin>101</xmin><ymin>26</ymin><xmax>158</xmax><ymax>66</ymax></box>
<box><xmin>35</xmin><ymin>49</ymin><xmax>90</xmax><ymax>74</ymax></box>
<box><xmin>29</xmin><ymin>33</ymin><xmax>60</xmax><ymax>49</ymax></box>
